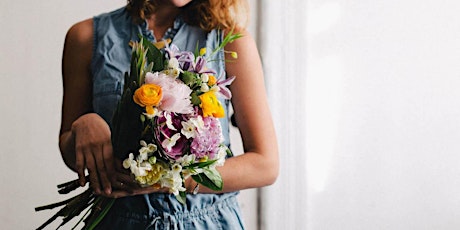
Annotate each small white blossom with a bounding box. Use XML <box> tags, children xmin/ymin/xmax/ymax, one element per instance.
<box><xmin>214</xmin><ymin>146</ymin><xmax>228</xmax><ymax>167</ymax></box>
<box><xmin>168</xmin><ymin>58</ymin><xmax>179</xmax><ymax>69</ymax></box>
<box><xmin>122</xmin><ymin>153</ymin><xmax>135</xmax><ymax>169</ymax></box>
<box><xmin>170</xmin><ymin>68</ymin><xmax>181</xmax><ymax>78</ymax></box>
<box><xmin>201</xmin><ymin>73</ymin><xmax>209</xmax><ymax>83</ymax></box>
<box><xmin>160</xmin><ymin>170</ymin><xmax>185</xmax><ymax>196</ymax></box>
<box><xmin>176</xmin><ymin>154</ymin><xmax>196</xmax><ymax>166</ymax></box>
<box><xmin>162</xmin><ymin>133</ymin><xmax>181</xmax><ymax>151</ymax></box>
<box><xmin>181</xmin><ymin>120</ymin><xmax>197</xmax><ymax>139</ymax></box>
<box><xmin>200</xmin><ymin>83</ymin><xmax>210</xmax><ymax>92</ymax></box>
<box><xmin>172</xmin><ymin>164</ymin><xmax>182</xmax><ymax>173</ymax></box>
<box><xmin>191</xmin><ymin>116</ymin><xmax>205</xmax><ymax>132</ymax></box>
<box><xmin>131</xmin><ymin>164</ymin><xmax>149</xmax><ymax>177</ymax></box>
<box><xmin>165</xmin><ymin>112</ymin><xmax>177</xmax><ymax>131</ymax></box>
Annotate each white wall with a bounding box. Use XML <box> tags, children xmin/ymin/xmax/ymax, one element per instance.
<box><xmin>8</xmin><ymin>1</ymin><xmax>460</xmax><ymax>230</ymax></box>
<box><xmin>0</xmin><ymin>1</ymin><xmax>257</xmax><ymax>229</ymax></box>
<box><xmin>259</xmin><ymin>0</ymin><xmax>460</xmax><ymax>229</ymax></box>
<box><xmin>305</xmin><ymin>1</ymin><xmax>460</xmax><ymax>229</ymax></box>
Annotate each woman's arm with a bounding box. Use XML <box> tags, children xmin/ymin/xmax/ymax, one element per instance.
<box><xmin>198</xmin><ymin>29</ymin><xmax>279</xmax><ymax>193</ymax></box>
<box><xmin>60</xmin><ymin>19</ymin><xmax>118</xmax><ymax>195</ymax></box>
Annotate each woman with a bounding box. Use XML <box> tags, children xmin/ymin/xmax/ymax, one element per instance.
<box><xmin>59</xmin><ymin>0</ymin><xmax>278</xmax><ymax>228</ymax></box>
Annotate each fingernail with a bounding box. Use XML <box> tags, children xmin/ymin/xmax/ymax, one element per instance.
<box><xmin>105</xmin><ymin>188</ymin><xmax>112</xmax><ymax>195</ymax></box>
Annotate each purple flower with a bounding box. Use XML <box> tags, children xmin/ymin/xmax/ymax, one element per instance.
<box><xmin>193</xmin><ymin>56</ymin><xmax>216</xmax><ymax>75</ymax></box>
<box><xmin>165</xmin><ymin>44</ymin><xmax>195</xmax><ymax>71</ymax></box>
<box><xmin>155</xmin><ymin>112</ymin><xmax>189</xmax><ymax>160</ymax></box>
<box><xmin>215</xmin><ymin>72</ymin><xmax>236</xmax><ymax>100</ymax></box>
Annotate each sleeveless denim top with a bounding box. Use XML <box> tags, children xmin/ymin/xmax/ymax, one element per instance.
<box><xmin>91</xmin><ymin>7</ymin><xmax>242</xmax><ymax>229</ymax></box>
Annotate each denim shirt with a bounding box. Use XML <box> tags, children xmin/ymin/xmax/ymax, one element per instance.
<box><xmin>91</xmin><ymin>7</ymin><xmax>231</xmax><ymax>160</ymax></box>
<box><xmin>90</xmin><ymin>7</ymin><xmax>242</xmax><ymax>230</ymax></box>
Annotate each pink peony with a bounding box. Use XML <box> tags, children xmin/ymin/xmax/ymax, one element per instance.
<box><xmin>190</xmin><ymin>116</ymin><xmax>223</xmax><ymax>159</ymax></box>
<box><xmin>145</xmin><ymin>72</ymin><xmax>193</xmax><ymax>114</ymax></box>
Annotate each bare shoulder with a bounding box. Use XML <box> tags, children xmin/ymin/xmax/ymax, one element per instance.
<box><xmin>224</xmin><ymin>28</ymin><xmax>258</xmax><ymax>55</ymax></box>
<box><xmin>223</xmin><ymin>28</ymin><xmax>263</xmax><ymax>80</ymax></box>
<box><xmin>64</xmin><ymin>19</ymin><xmax>94</xmax><ymax>54</ymax></box>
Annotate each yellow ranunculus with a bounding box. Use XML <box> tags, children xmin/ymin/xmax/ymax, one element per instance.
<box><xmin>133</xmin><ymin>84</ymin><xmax>162</xmax><ymax>115</ymax></box>
<box><xmin>199</xmin><ymin>91</ymin><xmax>225</xmax><ymax>118</ymax></box>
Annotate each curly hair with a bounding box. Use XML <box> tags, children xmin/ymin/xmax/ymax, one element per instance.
<box><xmin>126</xmin><ymin>0</ymin><xmax>249</xmax><ymax>31</ymax></box>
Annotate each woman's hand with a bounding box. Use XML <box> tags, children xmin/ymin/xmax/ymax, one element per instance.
<box><xmin>71</xmin><ymin>113</ymin><xmax>115</xmax><ymax>195</ymax></box>
<box><xmin>70</xmin><ymin>113</ymin><xmax>169</xmax><ymax>197</ymax></box>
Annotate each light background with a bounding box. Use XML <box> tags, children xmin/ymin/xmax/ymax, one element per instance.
<box><xmin>3</xmin><ymin>0</ymin><xmax>460</xmax><ymax>230</ymax></box>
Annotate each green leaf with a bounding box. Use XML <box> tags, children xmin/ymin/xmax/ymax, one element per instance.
<box><xmin>226</xmin><ymin>148</ymin><xmax>233</xmax><ymax>158</ymax></box>
<box><xmin>192</xmin><ymin>168</ymin><xmax>223</xmax><ymax>191</ymax></box>
<box><xmin>139</xmin><ymin>34</ymin><xmax>164</xmax><ymax>72</ymax></box>
<box><xmin>177</xmin><ymin>191</ymin><xmax>187</xmax><ymax>205</ymax></box>
<box><xmin>84</xmin><ymin>198</ymin><xmax>116</xmax><ymax>230</ymax></box>
<box><xmin>185</xmin><ymin>159</ymin><xmax>218</xmax><ymax>169</ymax></box>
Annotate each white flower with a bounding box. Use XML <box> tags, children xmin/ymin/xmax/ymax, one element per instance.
<box><xmin>172</xmin><ymin>163</ymin><xmax>182</xmax><ymax>173</ymax></box>
<box><xmin>170</xmin><ymin>68</ymin><xmax>181</xmax><ymax>78</ymax></box>
<box><xmin>191</xmin><ymin>116</ymin><xmax>205</xmax><ymax>132</ymax></box>
<box><xmin>122</xmin><ymin>153</ymin><xmax>135</xmax><ymax>169</ymax></box>
<box><xmin>181</xmin><ymin>120</ymin><xmax>197</xmax><ymax>139</ymax></box>
<box><xmin>147</xmin><ymin>143</ymin><xmax>157</xmax><ymax>152</ymax></box>
<box><xmin>201</xmin><ymin>73</ymin><xmax>209</xmax><ymax>83</ymax></box>
<box><xmin>138</xmin><ymin>142</ymin><xmax>157</xmax><ymax>161</ymax></box>
<box><xmin>200</xmin><ymin>83</ymin><xmax>210</xmax><ymax>92</ymax></box>
<box><xmin>164</xmin><ymin>112</ymin><xmax>177</xmax><ymax>131</ymax></box>
<box><xmin>138</xmin><ymin>152</ymin><xmax>148</xmax><ymax>162</ymax></box>
<box><xmin>162</xmin><ymin>133</ymin><xmax>181</xmax><ymax>151</ymax></box>
<box><xmin>176</xmin><ymin>154</ymin><xmax>196</xmax><ymax>166</ymax></box>
<box><xmin>214</xmin><ymin>146</ymin><xmax>228</xmax><ymax>167</ymax></box>
<box><xmin>160</xmin><ymin>170</ymin><xmax>186</xmax><ymax>196</ymax></box>
<box><xmin>131</xmin><ymin>163</ymin><xmax>149</xmax><ymax>177</ymax></box>
<box><xmin>168</xmin><ymin>58</ymin><xmax>179</xmax><ymax>69</ymax></box>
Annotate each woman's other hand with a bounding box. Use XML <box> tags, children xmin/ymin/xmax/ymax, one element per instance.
<box><xmin>71</xmin><ymin>113</ymin><xmax>115</xmax><ymax>195</ymax></box>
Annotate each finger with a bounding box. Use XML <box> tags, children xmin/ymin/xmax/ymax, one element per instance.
<box><xmin>86</xmin><ymin>150</ymin><xmax>102</xmax><ymax>194</ymax></box>
<box><xmin>74</xmin><ymin>146</ymin><xmax>86</xmax><ymax>187</ymax></box>
<box><xmin>105</xmin><ymin>185</ymin><xmax>169</xmax><ymax>198</ymax></box>
<box><xmin>105</xmin><ymin>190</ymin><xmax>131</xmax><ymax>199</ymax></box>
<box><xmin>93</xmin><ymin>144</ymin><xmax>112</xmax><ymax>195</ymax></box>
<box><xmin>100</xmin><ymin>143</ymin><xmax>115</xmax><ymax>195</ymax></box>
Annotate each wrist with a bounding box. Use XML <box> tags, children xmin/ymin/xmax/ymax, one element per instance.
<box><xmin>186</xmin><ymin>178</ymin><xmax>200</xmax><ymax>194</ymax></box>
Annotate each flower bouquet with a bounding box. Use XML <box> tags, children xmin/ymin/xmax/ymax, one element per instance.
<box><xmin>35</xmin><ymin>32</ymin><xmax>241</xmax><ymax>230</ymax></box>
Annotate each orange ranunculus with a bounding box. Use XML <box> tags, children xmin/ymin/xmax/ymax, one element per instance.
<box><xmin>133</xmin><ymin>84</ymin><xmax>163</xmax><ymax>115</ymax></box>
<box><xmin>207</xmin><ymin>75</ymin><xmax>217</xmax><ymax>86</ymax></box>
<box><xmin>199</xmin><ymin>91</ymin><xmax>224</xmax><ymax>118</ymax></box>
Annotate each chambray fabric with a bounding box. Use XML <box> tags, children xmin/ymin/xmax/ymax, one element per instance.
<box><xmin>91</xmin><ymin>7</ymin><xmax>243</xmax><ymax>230</ymax></box>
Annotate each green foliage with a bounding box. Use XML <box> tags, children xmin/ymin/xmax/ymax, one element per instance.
<box><xmin>139</xmin><ymin>34</ymin><xmax>164</xmax><ymax>72</ymax></box>
<box><xmin>192</xmin><ymin>168</ymin><xmax>223</xmax><ymax>191</ymax></box>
